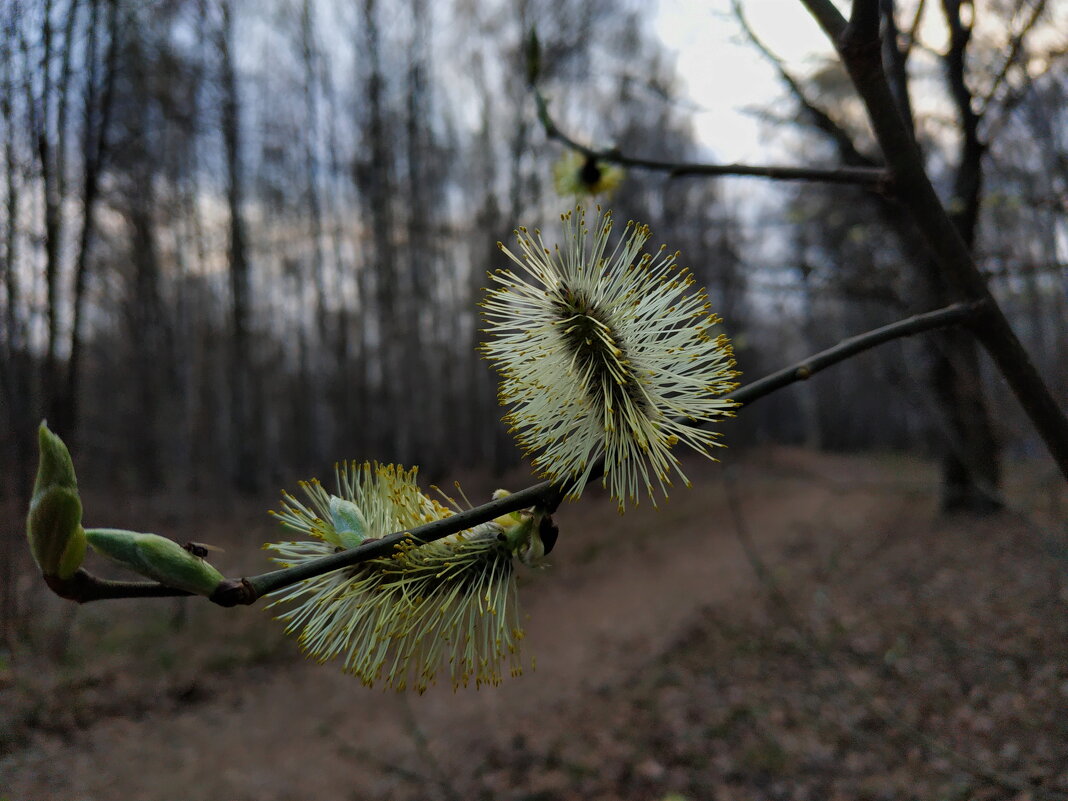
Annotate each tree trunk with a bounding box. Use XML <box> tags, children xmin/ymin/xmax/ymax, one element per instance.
<box><xmin>219</xmin><ymin>0</ymin><xmax>260</xmax><ymax>493</ymax></box>
<box><xmin>127</xmin><ymin>184</ymin><xmax>164</xmax><ymax>490</ymax></box>
<box><xmin>879</xmin><ymin>0</ymin><xmax>1002</xmax><ymax>511</ymax></box>
<box><xmin>0</xmin><ymin>15</ymin><xmax>31</xmax><ymax>652</ymax></box>
<box><xmin>57</xmin><ymin>0</ymin><xmax>118</xmax><ymax>441</ymax></box>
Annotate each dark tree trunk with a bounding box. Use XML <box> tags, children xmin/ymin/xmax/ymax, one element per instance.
<box><xmin>879</xmin><ymin>0</ymin><xmax>1002</xmax><ymax>511</ymax></box>
<box><xmin>127</xmin><ymin>188</ymin><xmax>165</xmax><ymax>490</ymax></box>
<box><xmin>219</xmin><ymin>0</ymin><xmax>260</xmax><ymax>493</ymax></box>
<box><xmin>931</xmin><ymin>0</ymin><xmax>1001</xmax><ymax>511</ymax></box>
<box><xmin>56</xmin><ymin>0</ymin><xmax>118</xmax><ymax>441</ymax></box>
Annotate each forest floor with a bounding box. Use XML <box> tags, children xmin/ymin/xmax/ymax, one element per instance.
<box><xmin>1</xmin><ymin>447</ymin><xmax>1067</xmax><ymax>801</ymax></box>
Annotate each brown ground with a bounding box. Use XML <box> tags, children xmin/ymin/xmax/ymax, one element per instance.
<box><xmin>1</xmin><ymin>448</ymin><xmax>1066</xmax><ymax>801</ymax></box>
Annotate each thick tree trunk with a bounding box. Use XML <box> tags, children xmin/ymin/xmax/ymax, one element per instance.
<box><xmin>356</xmin><ymin>0</ymin><xmax>409</xmax><ymax>464</ymax></box>
<box><xmin>932</xmin><ymin>0</ymin><xmax>1002</xmax><ymax>511</ymax></box>
<box><xmin>881</xmin><ymin>0</ymin><xmax>1002</xmax><ymax>511</ymax></box>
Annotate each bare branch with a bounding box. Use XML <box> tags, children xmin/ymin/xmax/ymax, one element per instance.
<box><xmin>533</xmin><ymin>89</ymin><xmax>888</xmax><ymax>187</ymax></box>
<box><xmin>801</xmin><ymin>0</ymin><xmax>848</xmax><ymax>41</ymax></box>
<box><xmin>43</xmin><ymin>571</ymin><xmax>193</xmax><ymax>603</ymax></box>
<box><xmin>940</xmin><ymin>0</ymin><xmax>984</xmax><ymax>245</ymax></box>
<box><xmin>48</xmin><ymin>301</ymin><xmax>987</xmax><ymax>606</ymax></box>
<box><xmin>977</xmin><ymin>0</ymin><xmax>1048</xmax><ymax>120</ymax></box>
<box><xmin>731</xmin><ymin>300</ymin><xmax>987</xmax><ymax>407</ymax></box>
<box><xmin>881</xmin><ymin>0</ymin><xmax>918</xmax><ymax>138</ymax></box>
<box><xmin>901</xmin><ymin>0</ymin><xmax>928</xmax><ymax>60</ymax></box>
<box><xmin>798</xmin><ymin>0</ymin><xmax>1068</xmax><ymax>482</ymax></box>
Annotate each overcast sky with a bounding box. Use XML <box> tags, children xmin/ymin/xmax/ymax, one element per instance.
<box><xmin>654</xmin><ymin>0</ymin><xmax>837</xmax><ymax>162</ymax></box>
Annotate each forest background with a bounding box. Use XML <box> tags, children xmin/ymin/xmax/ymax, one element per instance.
<box><xmin>2</xmin><ymin>0</ymin><xmax>1068</xmax><ymax>797</ymax></box>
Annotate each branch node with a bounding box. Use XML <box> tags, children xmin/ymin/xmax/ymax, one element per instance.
<box><xmin>43</xmin><ymin>571</ymin><xmax>87</xmax><ymax>603</ymax></box>
<box><xmin>210</xmin><ymin>577</ymin><xmax>258</xmax><ymax>607</ymax></box>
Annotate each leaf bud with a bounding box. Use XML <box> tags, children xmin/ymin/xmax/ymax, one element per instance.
<box><xmin>85</xmin><ymin>528</ymin><xmax>225</xmax><ymax>596</ymax></box>
<box><xmin>329</xmin><ymin>496</ymin><xmax>368</xmax><ymax>549</ymax></box>
<box><xmin>26</xmin><ymin>422</ymin><xmax>86</xmax><ymax>579</ymax></box>
<box><xmin>501</xmin><ymin>510</ymin><xmax>553</xmax><ymax>568</ymax></box>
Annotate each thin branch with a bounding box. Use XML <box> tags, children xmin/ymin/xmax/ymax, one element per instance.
<box><xmin>976</xmin><ymin>0</ymin><xmax>1048</xmax><ymax>120</ymax></box>
<box><xmin>901</xmin><ymin>0</ymin><xmax>928</xmax><ymax>61</ymax></box>
<box><xmin>881</xmin><ymin>0</ymin><xmax>918</xmax><ymax>139</ymax></box>
<box><xmin>48</xmin><ymin>301</ymin><xmax>988</xmax><ymax>606</ymax></box>
<box><xmin>730</xmin><ymin>300</ymin><xmax>986</xmax><ymax>408</ymax></box>
<box><xmin>44</xmin><ymin>571</ymin><xmax>193</xmax><ymax>603</ymax></box>
<box><xmin>533</xmin><ymin>89</ymin><xmax>888</xmax><ymax>187</ymax></box>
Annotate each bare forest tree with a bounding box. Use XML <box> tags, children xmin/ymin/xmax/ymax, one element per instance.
<box><xmin>725</xmin><ymin>0</ymin><xmax>1067</xmax><ymax>511</ymax></box>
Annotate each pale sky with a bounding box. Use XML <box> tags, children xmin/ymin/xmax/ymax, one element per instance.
<box><xmin>654</xmin><ymin>0</ymin><xmax>840</xmax><ymax>162</ymax></box>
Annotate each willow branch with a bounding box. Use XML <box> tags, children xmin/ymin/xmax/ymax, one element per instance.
<box><xmin>52</xmin><ymin>301</ymin><xmax>986</xmax><ymax>606</ymax></box>
<box><xmin>533</xmin><ymin>89</ymin><xmax>888</xmax><ymax>187</ymax></box>
<box><xmin>729</xmin><ymin>300</ymin><xmax>986</xmax><ymax>408</ymax></box>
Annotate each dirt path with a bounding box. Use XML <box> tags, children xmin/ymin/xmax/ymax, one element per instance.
<box><xmin>1</xmin><ymin>451</ymin><xmax>925</xmax><ymax>800</ymax></box>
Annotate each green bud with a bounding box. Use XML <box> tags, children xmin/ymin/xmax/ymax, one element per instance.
<box><xmin>329</xmin><ymin>496</ymin><xmax>368</xmax><ymax>549</ymax></box>
<box><xmin>490</xmin><ymin>489</ymin><xmax>525</xmax><ymax>528</ymax></box>
<box><xmin>26</xmin><ymin>422</ymin><xmax>86</xmax><ymax>579</ymax></box>
<box><xmin>502</xmin><ymin>511</ymin><xmax>550</xmax><ymax>568</ymax></box>
<box><xmin>85</xmin><ymin>528</ymin><xmax>225</xmax><ymax>596</ymax></box>
<box><xmin>32</xmin><ymin>421</ymin><xmax>78</xmax><ymax>494</ymax></box>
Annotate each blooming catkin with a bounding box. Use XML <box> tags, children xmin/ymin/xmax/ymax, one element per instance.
<box><xmin>481</xmin><ymin>206</ymin><xmax>738</xmax><ymax>508</ymax></box>
<box><xmin>265</xmin><ymin>462</ymin><xmax>525</xmax><ymax>692</ymax></box>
